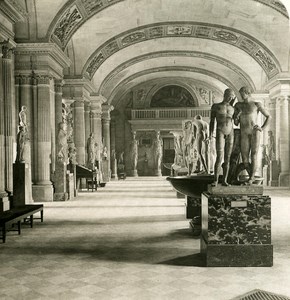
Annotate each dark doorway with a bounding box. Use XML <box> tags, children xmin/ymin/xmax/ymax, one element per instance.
<box><xmin>162</xmin><ymin>137</ymin><xmax>175</xmax><ymax>176</ymax></box>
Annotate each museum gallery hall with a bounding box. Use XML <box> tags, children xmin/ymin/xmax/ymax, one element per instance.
<box><xmin>0</xmin><ymin>0</ymin><xmax>290</xmax><ymax>299</ymax></box>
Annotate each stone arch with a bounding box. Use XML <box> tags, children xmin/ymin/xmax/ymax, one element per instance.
<box><xmin>99</xmin><ymin>50</ymin><xmax>255</xmax><ymax>95</ymax></box>
<box><xmin>47</xmin><ymin>0</ymin><xmax>288</xmax><ymax>49</ymax></box>
<box><xmin>83</xmin><ymin>22</ymin><xmax>282</xmax><ymax>80</ymax></box>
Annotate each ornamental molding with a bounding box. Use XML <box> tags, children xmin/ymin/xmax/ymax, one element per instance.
<box><xmin>84</xmin><ymin>22</ymin><xmax>281</xmax><ymax>80</ymax></box>
<box><xmin>47</xmin><ymin>0</ymin><xmax>288</xmax><ymax>50</ymax></box>
<box><xmin>14</xmin><ymin>43</ymin><xmax>71</xmax><ymax>69</ymax></box>
<box><xmin>109</xmin><ymin>66</ymin><xmax>238</xmax><ymax>105</ymax></box>
<box><xmin>0</xmin><ymin>24</ymin><xmax>15</xmax><ymax>44</ymax></box>
<box><xmin>48</xmin><ymin>0</ymin><xmax>123</xmax><ymax>48</ymax></box>
<box><xmin>63</xmin><ymin>77</ymin><xmax>97</xmax><ymax>94</ymax></box>
<box><xmin>99</xmin><ymin>50</ymin><xmax>255</xmax><ymax>95</ymax></box>
<box><xmin>0</xmin><ymin>0</ymin><xmax>27</xmax><ymax>23</ymax></box>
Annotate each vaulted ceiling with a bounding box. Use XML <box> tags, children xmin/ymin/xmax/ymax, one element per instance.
<box><xmin>15</xmin><ymin>0</ymin><xmax>290</xmax><ymax>105</ymax></box>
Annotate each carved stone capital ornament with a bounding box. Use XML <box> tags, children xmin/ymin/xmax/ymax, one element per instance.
<box><xmin>0</xmin><ymin>39</ymin><xmax>14</xmax><ymax>59</ymax></box>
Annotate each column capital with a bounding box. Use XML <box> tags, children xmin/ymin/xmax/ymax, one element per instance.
<box><xmin>84</xmin><ymin>101</ymin><xmax>91</xmax><ymax>111</ymax></box>
<box><xmin>15</xmin><ymin>43</ymin><xmax>71</xmax><ymax>79</ymax></box>
<box><xmin>0</xmin><ymin>39</ymin><xmax>14</xmax><ymax>59</ymax></box>
<box><xmin>102</xmin><ymin>104</ymin><xmax>114</xmax><ymax>121</ymax></box>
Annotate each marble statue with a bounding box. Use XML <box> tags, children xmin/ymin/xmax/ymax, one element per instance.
<box><xmin>183</xmin><ymin>120</ymin><xmax>196</xmax><ymax>169</ymax></box>
<box><xmin>68</xmin><ymin>144</ymin><xmax>77</xmax><ymax>165</ymax></box>
<box><xmin>57</xmin><ymin>122</ymin><xmax>67</xmax><ymax>163</ymax></box>
<box><xmin>153</xmin><ymin>131</ymin><xmax>163</xmax><ymax>171</ymax></box>
<box><xmin>19</xmin><ymin>106</ymin><xmax>28</xmax><ymax>129</ymax></box>
<box><xmin>102</xmin><ymin>146</ymin><xmax>108</xmax><ymax>160</ymax></box>
<box><xmin>234</xmin><ymin>86</ymin><xmax>271</xmax><ymax>184</ymax></box>
<box><xmin>118</xmin><ymin>151</ymin><xmax>124</xmax><ymax>165</ymax></box>
<box><xmin>131</xmin><ymin>131</ymin><xmax>139</xmax><ymax>170</ymax></box>
<box><xmin>209</xmin><ymin>88</ymin><xmax>236</xmax><ymax>186</ymax></box>
<box><xmin>193</xmin><ymin>115</ymin><xmax>210</xmax><ymax>173</ymax></box>
<box><xmin>87</xmin><ymin>133</ymin><xmax>95</xmax><ymax>165</ymax></box>
<box><xmin>15</xmin><ymin>126</ymin><xmax>29</xmax><ymax>163</ymax></box>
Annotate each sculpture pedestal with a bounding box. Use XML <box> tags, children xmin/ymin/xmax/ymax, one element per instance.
<box><xmin>0</xmin><ymin>192</ymin><xmax>9</xmax><ymax>212</ymax></box>
<box><xmin>53</xmin><ymin>163</ymin><xmax>68</xmax><ymax>201</ymax></box>
<box><xmin>13</xmin><ymin>163</ymin><xmax>33</xmax><ymax>207</ymax></box>
<box><xmin>269</xmin><ymin>160</ymin><xmax>279</xmax><ymax>186</ymax></box>
<box><xmin>201</xmin><ymin>186</ymin><xmax>273</xmax><ymax>267</ymax></box>
<box><xmin>132</xmin><ymin>169</ymin><xmax>138</xmax><ymax>177</ymax></box>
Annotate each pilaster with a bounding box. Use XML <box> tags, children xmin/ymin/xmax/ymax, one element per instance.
<box><xmin>102</xmin><ymin>103</ymin><xmax>114</xmax><ymax>181</ymax></box>
<box><xmin>14</xmin><ymin>43</ymin><xmax>71</xmax><ymax>201</ymax></box>
<box><xmin>90</xmin><ymin>95</ymin><xmax>105</xmax><ymax>162</ymax></box>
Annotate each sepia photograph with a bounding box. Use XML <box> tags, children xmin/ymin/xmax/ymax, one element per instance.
<box><xmin>0</xmin><ymin>0</ymin><xmax>290</xmax><ymax>299</ymax></box>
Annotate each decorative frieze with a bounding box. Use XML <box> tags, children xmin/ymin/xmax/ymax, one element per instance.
<box><xmin>81</xmin><ymin>0</ymin><xmax>103</xmax><ymax>13</ymax></box>
<box><xmin>53</xmin><ymin>5</ymin><xmax>82</xmax><ymax>47</ymax></box>
<box><xmin>121</xmin><ymin>31</ymin><xmax>146</xmax><ymax>46</ymax></box>
<box><xmin>167</xmin><ymin>25</ymin><xmax>192</xmax><ymax>35</ymax></box>
<box><xmin>85</xmin><ymin>23</ymin><xmax>280</xmax><ymax>79</ymax></box>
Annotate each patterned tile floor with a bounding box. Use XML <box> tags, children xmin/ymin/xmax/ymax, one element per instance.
<box><xmin>1</xmin><ymin>178</ymin><xmax>290</xmax><ymax>300</ymax></box>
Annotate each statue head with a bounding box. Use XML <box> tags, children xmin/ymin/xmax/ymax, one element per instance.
<box><xmin>90</xmin><ymin>132</ymin><xmax>94</xmax><ymax>138</ymax></box>
<box><xmin>268</xmin><ymin>130</ymin><xmax>273</xmax><ymax>137</ymax></box>
<box><xmin>195</xmin><ymin>115</ymin><xmax>202</xmax><ymax>120</ymax></box>
<box><xmin>223</xmin><ymin>89</ymin><xmax>236</xmax><ymax>103</ymax></box>
<box><xmin>21</xmin><ymin>105</ymin><xmax>27</xmax><ymax>111</ymax></box>
<box><xmin>239</xmin><ymin>86</ymin><xmax>251</xmax><ymax>101</ymax></box>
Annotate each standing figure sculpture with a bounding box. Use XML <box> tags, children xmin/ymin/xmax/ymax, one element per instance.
<box><xmin>183</xmin><ymin>121</ymin><xmax>196</xmax><ymax>170</ymax></box>
<box><xmin>267</xmin><ymin>130</ymin><xmax>275</xmax><ymax>162</ymax></box>
<box><xmin>87</xmin><ymin>133</ymin><xmax>96</xmax><ymax>167</ymax></box>
<box><xmin>15</xmin><ymin>126</ymin><xmax>29</xmax><ymax>163</ymax></box>
<box><xmin>209</xmin><ymin>88</ymin><xmax>236</xmax><ymax>186</ymax></box>
<box><xmin>130</xmin><ymin>131</ymin><xmax>139</xmax><ymax>176</ymax></box>
<box><xmin>234</xmin><ymin>86</ymin><xmax>270</xmax><ymax>184</ymax></box>
<box><xmin>19</xmin><ymin>105</ymin><xmax>28</xmax><ymax>129</ymax></box>
<box><xmin>153</xmin><ymin>131</ymin><xmax>163</xmax><ymax>176</ymax></box>
<box><xmin>193</xmin><ymin>115</ymin><xmax>209</xmax><ymax>174</ymax></box>
<box><xmin>57</xmin><ymin>122</ymin><xmax>67</xmax><ymax>163</ymax></box>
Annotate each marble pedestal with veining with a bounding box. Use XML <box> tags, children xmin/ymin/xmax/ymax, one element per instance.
<box><xmin>201</xmin><ymin>186</ymin><xmax>273</xmax><ymax>267</ymax></box>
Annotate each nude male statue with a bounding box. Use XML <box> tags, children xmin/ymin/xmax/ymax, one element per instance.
<box><xmin>234</xmin><ymin>86</ymin><xmax>270</xmax><ymax>184</ymax></box>
<box><xmin>209</xmin><ymin>88</ymin><xmax>236</xmax><ymax>186</ymax></box>
<box><xmin>193</xmin><ymin>115</ymin><xmax>209</xmax><ymax>173</ymax></box>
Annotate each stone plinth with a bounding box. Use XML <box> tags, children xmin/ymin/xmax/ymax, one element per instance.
<box><xmin>53</xmin><ymin>163</ymin><xmax>68</xmax><ymax>201</ymax></box>
<box><xmin>13</xmin><ymin>163</ymin><xmax>33</xmax><ymax>207</ymax></box>
<box><xmin>132</xmin><ymin>169</ymin><xmax>138</xmax><ymax>177</ymax></box>
<box><xmin>66</xmin><ymin>173</ymin><xmax>74</xmax><ymax>200</ymax></box>
<box><xmin>201</xmin><ymin>187</ymin><xmax>273</xmax><ymax>267</ymax></box>
<box><xmin>270</xmin><ymin>160</ymin><xmax>279</xmax><ymax>186</ymax></box>
<box><xmin>102</xmin><ymin>159</ymin><xmax>110</xmax><ymax>183</ymax></box>
<box><xmin>0</xmin><ymin>192</ymin><xmax>9</xmax><ymax>212</ymax></box>
<box><xmin>207</xmin><ymin>185</ymin><xmax>263</xmax><ymax>195</ymax></box>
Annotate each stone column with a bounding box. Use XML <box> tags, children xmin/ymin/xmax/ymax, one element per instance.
<box><xmin>2</xmin><ymin>42</ymin><xmax>14</xmax><ymax>195</ymax></box>
<box><xmin>32</xmin><ymin>75</ymin><xmax>54</xmax><ymax>201</ymax></box>
<box><xmin>84</xmin><ymin>101</ymin><xmax>91</xmax><ymax>165</ymax></box>
<box><xmin>110</xmin><ymin>118</ymin><xmax>117</xmax><ymax>179</ymax></box>
<box><xmin>278</xmin><ymin>96</ymin><xmax>290</xmax><ymax>186</ymax></box>
<box><xmin>0</xmin><ymin>49</ymin><xmax>8</xmax><ymax>209</ymax></box>
<box><xmin>53</xmin><ymin>80</ymin><xmax>68</xmax><ymax>201</ymax></box>
<box><xmin>74</xmin><ymin>98</ymin><xmax>86</xmax><ymax>165</ymax></box>
<box><xmin>102</xmin><ymin>104</ymin><xmax>114</xmax><ymax>181</ymax></box>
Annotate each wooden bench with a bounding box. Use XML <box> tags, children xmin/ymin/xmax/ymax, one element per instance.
<box><xmin>0</xmin><ymin>204</ymin><xmax>44</xmax><ymax>243</ymax></box>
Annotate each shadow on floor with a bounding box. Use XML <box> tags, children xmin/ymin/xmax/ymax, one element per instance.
<box><xmin>158</xmin><ymin>252</ymin><xmax>205</xmax><ymax>267</ymax></box>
